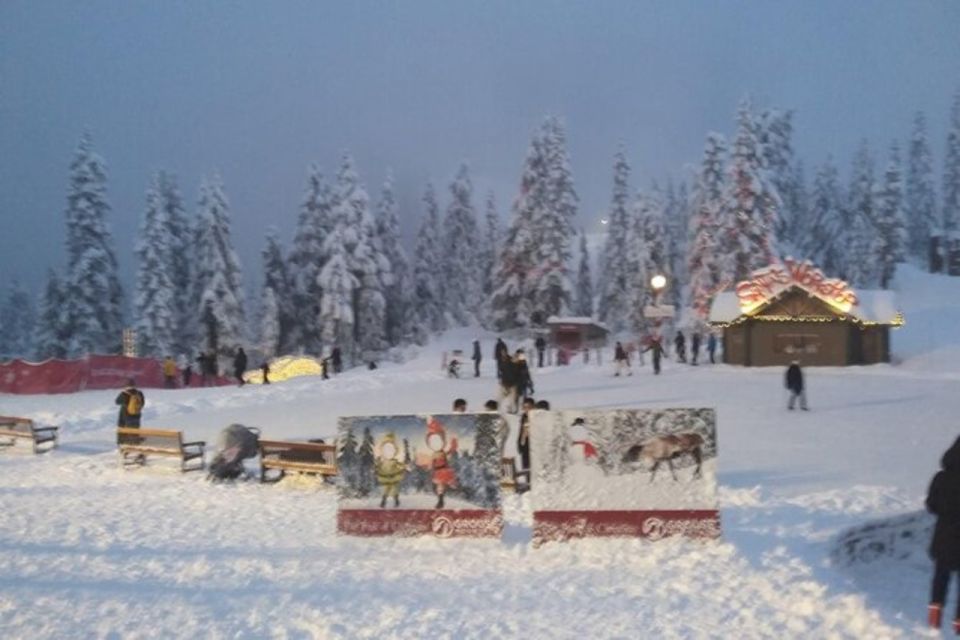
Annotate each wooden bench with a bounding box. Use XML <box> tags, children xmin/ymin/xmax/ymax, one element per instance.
<box><xmin>0</xmin><ymin>415</ymin><xmax>59</xmax><ymax>454</ymax></box>
<box><xmin>117</xmin><ymin>427</ymin><xmax>206</xmax><ymax>472</ymax></box>
<box><xmin>259</xmin><ymin>439</ymin><xmax>337</xmax><ymax>483</ymax></box>
<box><xmin>501</xmin><ymin>456</ymin><xmax>530</xmax><ymax>493</ymax></box>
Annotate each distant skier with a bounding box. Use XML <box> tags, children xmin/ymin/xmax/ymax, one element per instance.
<box><xmin>926</xmin><ymin>436</ymin><xmax>960</xmax><ymax>632</ymax></box>
<box><xmin>115</xmin><ymin>379</ymin><xmax>145</xmax><ymax>428</ymax></box>
<box><xmin>472</xmin><ymin>340</ymin><xmax>482</xmax><ymax>377</ymax></box>
<box><xmin>785</xmin><ymin>360</ymin><xmax>808</xmax><ymax>410</ymax></box>
<box><xmin>691</xmin><ymin>333</ymin><xmax>701</xmax><ymax>366</ymax></box>
<box><xmin>614</xmin><ymin>341</ymin><xmax>632</xmax><ymax>377</ymax></box>
<box><xmin>674</xmin><ymin>331</ymin><xmax>687</xmax><ymax>363</ymax></box>
<box><xmin>233</xmin><ymin>347</ymin><xmax>248</xmax><ymax>386</ymax></box>
<box><xmin>535</xmin><ymin>335</ymin><xmax>546</xmax><ymax>368</ymax></box>
<box><xmin>707</xmin><ymin>333</ymin><xmax>718</xmax><ymax>364</ymax></box>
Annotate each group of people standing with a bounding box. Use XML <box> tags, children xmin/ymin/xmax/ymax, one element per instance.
<box><xmin>611</xmin><ymin>330</ymin><xmax>719</xmax><ymax>377</ymax></box>
<box><xmin>493</xmin><ymin>338</ymin><xmax>535</xmax><ymax>415</ymax></box>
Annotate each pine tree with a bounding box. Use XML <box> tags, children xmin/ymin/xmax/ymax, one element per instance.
<box><xmin>596</xmin><ymin>148</ymin><xmax>632</xmax><ymax>332</ymax></box>
<box><xmin>33</xmin><ymin>269</ymin><xmax>69</xmax><ymax>360</ymax></box>
<box><xmin>289</xmin><ymin>165</ymin><xmax>334</xmax><ymax>354</ymax></box>
<box><xmin>906</xmin><ymin>112</ymin><xmax>938</xmax><ymax>262</ymax></box>
<box><xmin>574</xmin><ymin>230</ymin><xmax>593</xmax><ymax>317</ymax></box>
<box><xmin>260</xmin><ymin>230</ymin><xmax>295</xmax><ymax>356</ymax></box>
<box><xmin>317</xmin><ymin>226</ymin><xmax>359</xmax><ymax>359</ymax></box>
<box><xmin>157</xmin><ymin>172</ymin><xmax>192</xmax><ymax>356</ymax></box>
<box><xmin>358</xmin><ymin>427</ymin><xmax>376</xmax><ymax>496</ymax></box>
<box><xmin>641</xmin><ymin>185</ymin><xmax>670</xmax><ymax>283</ymax></box>
<box><xmin>664</xmin><ymin>179</ymin><xmax>690</xmax><ymax>308</ymax></box>
<box><xmin>846</xmin><ymin>141</ymin><xmax>878</xmax><ymax>287</ymax></box>
<box><xmin>802</xmin><ymin>158</ymin><xmax>846</xmax><ymax>277</ymax></box>
<box><xmin>479</xmin><ymin>191</ymin><xmax>501</xmax><ymax>301</ymax></box>
<box><xmin>943</xmin><ymin>92</ymin><xmax>960</xmax><ymax>244</ymax></box>
<box><xmin>134</xmin><ymin>176</ymin><xmax>177</xmax><ymax>358</ymax></box>
<box><xmin>63</xmin><ymin>132</ymin><xmax>125</xmax><ymax>357</ymax></box>
<box><xmin>532</xmin><ymin>116</ymin><xmax>578</xmax><ymax>325</ymax></box>
<box><xmin>193</xmin><ymin>175</ymin><xmax>246</xmax><ymax>355</ymax></box>
<box><xmin>725</xmin><ymin>101</ymin><xmax>779</xmax><ymax>282</ymax></box>
<box><xmin>411</xmin><ymin>183</ymin><xmax>446</xmax><ymax>340</ymax></box>
<box><xmin>489</xmin><ymin>136</ymin><xmax>544</xmax><ymax>331</ymax></box>
<box><xmin>442</xmin><ymin>163</ymin><xmax>481</xmax><ymax>325</ymax></box>
<box><xmin>0</xmin><ymin>279</ymin><xmax>35</xmax><ymax>360</ymax></box>
<box><xmin>686</xmin><ymin>133</ymin><xmax>727</xmax><ymax>329</ymax></box>
<box><xmin>376</xmin><ymin>171</ymin><xmax>411</xmax><ymax>346</ymax></box>
<box><xmin>874</xmin><ymin>141</ymin><xmax>907</xmax><ymax>288</ymax></box>
<box><xmin>624</xmin><ymin>195</ymin><xmax>650</xmax><ymax>336</ymax></box>
<box><xmin>758</xmin><ymin>108</ymin><xmax>797</xmax><ymax>251</ymax></box>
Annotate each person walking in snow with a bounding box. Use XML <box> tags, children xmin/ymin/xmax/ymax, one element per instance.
<box><xmin>472</xmin><ymin>340</ymin><xmax>482</xmax><ymax>377</ymax></box>
<box><xmin>926</xmin><ymin>436</ymin><xmax>960</xmax><ymax>632</ymax></box>
<box><xmin>331</xmin><ymin>346</ymin><xmax>343</xmax><ymax>374</ymax></box>
<box><xmin>535</xmin><ymin>335</ymin><xmax>547</xmax><ymax>368</ymax></box>
<box><xmin>182</xmin><ymin>362</ymin><xmax>193</xmax><ymax>388</ymax></box>
<box><xmin>614</xmin><ymin>341</ymin><xmax>632</xmax><ymax>377</ymax></box>
<box><xmin>494</xmin><ymin>338</ymin><xmax>508</xmax><ymax>380</ymax></box>
<box><xmin>785</xmin><ymin>360</ymin><xmax>808</xmax><ymax>410</ymax></box>
<box><xmin>515</xmin><ymin>349</ymin><xmax>534</xmax><ymax>399</ymax></box>
<box><xmin>162</xmin><ymin>356</ymin><xmax>177</xmax><ymax>389</ymax></box>
<box><xmin>233</xmin><ymin>347</ymin><xmax>248</xmax><ymax>386</ymax></box>
<box><xmin>498</xmin><ymin>351</ymin><xmax>520</xmax><ymax>414</ymax></box>
<box><xmin>691</xmin><ymin>333</ymin><xmax>701</xmax><ymax>366</ymax></box>
<box><xmin>644</xmin><ymin>336</ymin><xmax>665</xmax><ymax>375</ymax></box>
<box><xmin>674</xmin><ymin>331</ymin><xmax>687</xmax><ymax>363</ymax></box>
<box><xmin>260</xmin><ymin>361</ymin><xmax>270</xmax><ymax>385</ymax></box>
<box><xmin>115</xmin><ymin>379</ymin><xmax>145</xmax><ymax>428</ymax></box>
<box><xmin>707</xmin><ymin>333</ymin><xmax>718</xmax><ymax>364</ymax></box>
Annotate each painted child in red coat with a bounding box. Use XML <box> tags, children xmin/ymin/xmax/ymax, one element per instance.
<box><xmin>424</xmin><ymin>417</ymin><xmax>458</xmax><ymax>509</ymax></box>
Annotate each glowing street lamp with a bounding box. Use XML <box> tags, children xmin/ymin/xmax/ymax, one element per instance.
<box><xmin>650</xmin><ymin>274</ymin><xmax>667</xmax><ymax>294</ymax></box>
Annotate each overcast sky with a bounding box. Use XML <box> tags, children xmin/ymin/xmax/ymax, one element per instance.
<box><xmin>1</xmin><ymin>0</ymin><xmax>959</xmax><ymax>297</ymax></box>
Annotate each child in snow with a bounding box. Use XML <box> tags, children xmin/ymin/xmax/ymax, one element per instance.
<box><xmin>927</xmin><ymin>435</ymin><xmax>960</xmax><ymax>632</ymax></box>
<box><xmin>375</xmin><ymin>433</ymin><xmax>407</xmax><ymax>508</ymax></box>
<box><xmin>421</xmin><ymin>417</ymin><xmax>458</xmax><ymax>509</ymax></box>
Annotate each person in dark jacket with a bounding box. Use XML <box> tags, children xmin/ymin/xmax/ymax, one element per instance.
<box><xmin>115</xmin><ymin>379</ymin><xmax>145</xmax><ymax>428</ymax></box>
<box><xmin>707</xmin><ymin>333</ymin><xmax>718</xmax><ymax>364</ymax></box>
<box><xmin>498</xmin><ymin>351</ymin><xmax>520</xmax><ymax>414</ymax></box>
<box><xmin>926</xmin><ymin>436</ymin><xmax>960</xmax><ymax>631</ymax></box>
<box><xmin>785</xmin><ymin>360</ymin><xmax>808</xmax><ymax>410</ymax></box>
<box><xmin>614</xmin><ymin>341</ymin><xmax>631</xmax><ymax>377</ymax></box>
<box><xmin>515</xmin><ymin>350</ymin><xmax>534</xmax><ymax>399</ymax></box>
<box><xmin>517</xmin><ymin>396</ymin><xmax>536</xmax><ymax>472</ymax></box>
<box><xmin>674</xmin><ymin>331</ymin><xmax>687</xmax><ymax>363</ymax></box>
<box><xmin>331</xmin><ymin>346</ymin><xmax>343</xmax><ymax>374</ymax></box>
<box><xmin>691</xmin><ymin>333</ymin><xmax>701</xmax><ymax>366</ymax></box>
<box><xmin>233</xmin><ymin>348</ymin><xmax>248</xmax><ymax>386</ymax></box>
<box><xmin>535</xmin><ymin>336</ymin><xmax>546</xmax><ymax>368</ymax></box>
<box><xmin>260</xmin><ymin>361</ymin><xmax>270</xmax><ymax>385</ymax></box>
<box><xmin>644</xmin><ymin>336</ymin><xmax>665</xmax><ymax>375</ymax></box>
<box><xmin>472</xmin><ymin>340</ymin><xmax>482</xmax><ymax>377</ymax></box>
<box><xmin>494</xmin><ymin>338</ymin><xmax>508</xmax><ymax>380</ymax></box>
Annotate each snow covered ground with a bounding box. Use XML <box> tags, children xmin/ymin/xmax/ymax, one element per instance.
<box><xmin>1</xmin><ymin>264</ymin><xmax>959</xmax><ymax>638</ymax></box>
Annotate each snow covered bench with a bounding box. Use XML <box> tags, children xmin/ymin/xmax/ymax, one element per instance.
<box><xmin>117</xmin><ymin>427</ymin><xmax>206</xmax><ymax>472</ymax></box>
<box><xmin>259</xmin><ymin>439</ymin><xmax>337</xmax><ymax>483</ymax></box>
<box><xmin>501</xmin><ymin>457</ymin><xmax>530</xmax><ymax>493</ymax></box>
<box><xmin>0</xmin><ymin>415</ymin><xmax>59</xmax><ymax>454</ymax></box>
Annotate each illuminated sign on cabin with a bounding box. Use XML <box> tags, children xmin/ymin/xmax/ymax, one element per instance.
<box><xmin>735</xmin><ymin>259</ymin><xmax>858</xmax><ymax>315</ymax></box>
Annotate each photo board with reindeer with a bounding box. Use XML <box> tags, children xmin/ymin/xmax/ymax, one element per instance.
<box><xmin>529</xmin><ymin>408</ymin><xmax>720</xmax><ymax>545</ymax></box>
<box><xmin>336</xmin><ymin>414</ymin><xmax>503</xmax><ymax>538</ymax></box>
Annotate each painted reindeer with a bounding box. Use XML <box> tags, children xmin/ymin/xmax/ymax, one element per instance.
<box><xmin>622</xmin><ymin>432</ymin><xmax>704</xmax><ymax>481</ymax></box>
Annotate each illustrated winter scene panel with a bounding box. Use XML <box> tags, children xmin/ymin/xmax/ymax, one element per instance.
<box><xmin>337</xmin><ymin>413</ymin><xmax>503</xmax><ymax>537</ymax></box>
<box><xmin>530</xmin><ymin>408</ymin><xmax>720</xmax><ymax>543</ymax></box>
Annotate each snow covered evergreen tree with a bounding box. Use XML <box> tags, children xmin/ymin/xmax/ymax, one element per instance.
<box><xmin>725</xmin><ymin>101</ymin><xmax>780</xmax><ymax>282</ymax></box>
<box><xmin>532</xmin><ymin>116</ymin><xmax>578</xmax><ymax>325</ymax></box>
<box><xmin>758</xmin><ymin>108</ymin><xmax>798</xmax><ymax>250</ymax></box>
<box><xmin>289</xmin><ymin>165</ymin><xmax>334</xmax><ymax>354</ymax></box>
<box><xmin>623</xmin><ymin>199</ymin><xmax>650</xmax><ymax>336</ymax></box>
<box><xmin>63</xmin><ymin>132</ymin><xmax>125</xmax><ymax>357</ymax></box>
<box><xmin>874</xmin><ymin>142</ymin><xmax>907</xmax><ymax>288</ymax></box>
<box><xmin>193</xmin><ymin>175</ymin><xmax>246</xmax><ymax>355</ymax></box>
<box><xmin>574</xmin><ymin>230</ymin><xmax>593</xmax><ymax>317</ymax></box>
<box><xmin>375</xmin><ymin>171</ymin><xmax>411</xmax><ymax>346</ymax></box>
<box><xmin>943</xmin><ymin>92</ymin><xmax>960</xmax><ymax>245</ymax></box>
<box><xmin>664</xmin><ymin>179</ymin><xmax>690</xmax><ymax>308</ymax></box>
<box><xmin>846</xmin><ymin>141</ymin><xmax>878</xmax><ymax>287</ymax></box>
<box><xmin>686</xmin><ymin>133</ymin><xmax>727</xmax><ymax>329</ymax></box>
<box><xmin>33</xmin><ymin>269</ymin><xmax>69</xmax><ymax>360</ymax></box>
<box><xmin>906</xmin><ymin>112</ymin><xmax>938</xmax><ymax>262</ymax></box>
<box><xmin>802</xmin><ymin>158</ymin><xmax>846</xmax><ymax>277</ymax></box>
<box><xmin>0</xmin><ymin>279</ymin><xmax>35</xmax><ymax>360</ymax></box>
<box><xmin>641</xmin><ymin>186</ymin><xmax>670</xmax><ymax>282</ymax></box>
<box><xmin>259</xmin><ymin>230</ymin><xmax>295</xmax><ymax>356</ymax></box>
<box><xmin>318</xmin><ymin>226</ymin><xmax>359</xmax><ymax>360</ymax></box>
<box><xmin>442</xmin><ymin>163</ymin><xmax>481</xmax><ymax>326</ymax></box>
<box><xmin>596</xmin><ymin>148</ymin><xmax>632</xmax><ymax>332</ymax></box>
<box><xmin>480</xmin><ymin>191</ymin><xmax>501</xmax><ymax>301</ymax></box>
<box><xmin>157</xmin><ymin>172</ymin><xmax>192</xmax><ymax>356</ymax></box>
<box><xmin>134</xmin><ymin>176</ymin><xmax>177</xmax><ymax>357</ymax></box>
<box><xmin>410</xmin><ymin>183</ymin><xmax>446</xmax><ymax>341</ymax></box>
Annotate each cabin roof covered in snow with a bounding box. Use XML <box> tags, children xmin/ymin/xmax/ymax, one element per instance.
<box><xmin>708</xmin><ymin>287</ymin><xmax>902</xmax><ymax>325</ymax></box>
<box><xmin>546</xmin><ymin>316</ymin><xmax>609</xmax><ymax>330</ymax></box>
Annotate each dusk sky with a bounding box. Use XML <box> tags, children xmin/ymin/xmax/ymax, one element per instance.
<box><xmin>2</xmin><ymin>0</ymin><xmax>958</xmax><ymax>296</ymax></box>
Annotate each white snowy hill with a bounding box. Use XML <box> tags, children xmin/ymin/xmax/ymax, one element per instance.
<box><xmin>1</xmin><ymin>264</ymin><xmax>959</xmax><ymax>638</ymax></box>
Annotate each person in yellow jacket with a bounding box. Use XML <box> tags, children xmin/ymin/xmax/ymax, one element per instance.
<box><xmin>375</xmin><ymin>433</ymin><xmax>407</xmax><ymax>508</ymax></box>
<box><xmin>162</xmin><ymin>356</ymin><xmax>177</xmax><ymax>389</ymax></box>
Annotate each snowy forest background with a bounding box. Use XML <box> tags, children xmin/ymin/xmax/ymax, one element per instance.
<box><xmin>1</xmin><ymin>92</ymin><xmax>959</xmax><ymax>364</ymax></box>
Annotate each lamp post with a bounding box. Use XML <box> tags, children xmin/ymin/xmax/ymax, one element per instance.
<box><xmin>650</xmin><ymin>274</ymin><xmax>667</xmax><ymax>337</ymax></box>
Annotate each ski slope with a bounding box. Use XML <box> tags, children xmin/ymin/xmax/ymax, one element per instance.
<box><xmin>1</xmin><ymin>264</ymin><xmax>958</xmax><ymax>638</ymax></box>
